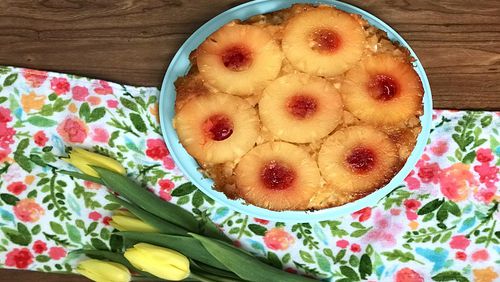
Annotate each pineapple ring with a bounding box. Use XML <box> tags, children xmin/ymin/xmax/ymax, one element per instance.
<box><xmin>318</xmin><ymin>126</ymin><xmax>399</xmax><ymax>194</ymax></box>
<box><xmin>282</xmin><ymin>7</ymin><xmax>366</xmax><ymax>77</ymax></box>
<box><xmin>341</xmin><ymin>54</ymin><xmax>423</xmax><ymax>125</ymax></box>
<box><xmin>259</xmin><ymin>73</ymin><xmax>343</xmax><ymax>143</ymax></box>
<box><xmin>235</xmin><ymin>142</ymin><xmax>321</xmax><ymax>211</ymax></box>
<box><xmin>196</xmin><ymin>23</ymin><xmax>283</xmax><ymax>96</ymax></box>
<box><xmin>174</xmin><ymin>93</ymin><xmax>259</xmax><ymax>164</ymax></box>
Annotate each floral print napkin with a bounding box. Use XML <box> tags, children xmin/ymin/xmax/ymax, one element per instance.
<box><xmin>0</xmin><ymin>66</ymin><xmax>498</xmax><ymax>281</ymax></box>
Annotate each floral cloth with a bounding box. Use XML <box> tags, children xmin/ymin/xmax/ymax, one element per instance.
<box><xmin>0</xmin><ymin>66</ymin><xmax>498</xmax><ymax>281</ymax></box>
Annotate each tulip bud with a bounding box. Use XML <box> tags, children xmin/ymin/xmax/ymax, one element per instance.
<box><xmin>77</xmin><ymin>259</ymin><xmax>130</xmax><ymax>282</ymax></box>
<box><xmin>124</xmin><ymin>243</ymin><xmax>190</xmax><ymax>281</ymax></box>
<box><xmin>63</xmin><ymin>148</ymin><xmax>126</xmax><ymax>177</ymax></box>
<box><xmin>110</xmin><ymin>211</ymin><xmax>159</xmax><ymax>233</ymax></box>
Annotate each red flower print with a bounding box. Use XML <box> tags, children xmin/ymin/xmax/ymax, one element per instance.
<box><xmin>350</xmin><ymin>243</ymin><xmax>361</xmax><ymax>252</ymax></box>
<box><xmin>71</xmin><ymin>86</ymin><xmax>89</xmax><ymax>101</ymax></box>
<box><xmin>0</xmin><ymin>148</ymin><xmax>10</xmax><ymax>162</ymax></box>
<box><xmin>404</xmin><ymin>171</ymin><xmax>421</xmax><ymax>190</ymax></box>
<box><xmin>475</xmin><ymin>186</ymin><xmax>497</xmax><ymax>204</ymax></box>
<box><xmin>159</xmin><ymin>190</ymin><xmax>172</xmax><ymax>201</ymax></box>
<box><xmin>473</xmin><ymin>162</ymin><xmax>499</xmax><ymax>188</ymax></box>
<box><xmin>449</xmin><ymin>235</ymin><xmax>470</xmax><ymax>250</ymax></box>
<box><xmin>352</xmin><ymin>207</ymin><xmax>372</xmax><ymax>222</ymax></box>
<box><xmin>417</xmin><ymin>162</ymin><xmax>440</xmax><ymax>184</ymax></box>
<box><xmin>233</xmin><ymin>240</ymin><xmax>241</xmax><ymax>248</ymax></box>
<box><xmin>263</xmin><ymin>228</ymin><xmax>295</xmax><ymax>250</ymax></box>
<box><xmin>0</xmin><ymin>106</ymin><xmax>12</xmax><ymax>123</ymax></box>
<box><xmin>5</xmin><ymin>248</ymin><xmax>34</xmax><ymax>269</ymax></box>
<box><xmin>336</xmin><ymin>240</ymin><xmax>349</xmax><ymax>248</ymax></box>
<box><xmin>405</xmin><ymin>210</ymin><xmax>418</xmax><ymax>220</ymax></box>
<box><xmin>158</xmin><ymin>179</ymin><xmax>175</xmax><ymax>191</ymax></box>
<box><xmin>0</xmin><ymin>123</ymin><xmax>16</xmax><ymax>149</ymax></box>
<box><xmin>163</xmin><ymin>157</ymin><xmax>176</xmax><ymax>170</ymax></box>
<box><xmin>22</xmin><ymin>69</ymin><xmax>48</xmax><ymax>88</ymax></box>
<box><xmin>57</xmin><ymin>116</ymin><xmax>88</xmax><ymax>143</ymax></box>
<box><xmin>476</xmin><ymin>148</ymin><xmax>494</xmax><ymax>163</ymax></box>
<box><xmin>50</xmin><ymin>77</ymin><xmax>70</xmax><ymax>95</ymax></box>
<box><xmin>471</xmin><ymin>249</ymin><xmax>489</xmax><ymax>261</ymax></box>
<box><xmin>455</xmin><ymin>251</ymin><xmax>467</xmax><ymax>261</ymax></box>
<box><xmin>7</xmin><ymin>181</ymin><xmax>27</xmax><ymax>195</ymax></box>
<box><xmin>404</xmin><ymin>199</ymin><xmax>421</xmax><ymax>210</ymax></box>
<box><xmin>93</xmin><ymin>80</ymin><xmax>113</xmax><ymax>95</ymax></box>
<box><xmin>48</xmin><ymin>247</ymin><xmax>66</xmax><ymax>260</ymax></box>
<box><xmin>13</xmin><ymin>199</ymin><xmax>45</xmax><ymax>223</ymax></box>
<box><xmin>254</xmin><ymin>218</ymin><xmax>270</xmax><ymax>225</ymax></box>
<box><xmin>84</xmin><ymin>180</ymin><xmax>102</xmax><ymax>190</ymax></box>
<box><xmin>32</xmin><ymin>240</ymin><xmax>47</xmax><ymax>254</ymax></box>
<box><xmin>102</xmin><ymin>216</ymin><xmax>112</xmax><ymax>225</ymax></box>
<box><xmin>285</xmin><ymin>268</ymin><xmax>298</xmax><ymax>274</ymax></box>
<box><xmin>91</xmin><ymin>127</ymin><xmax>109</xmax><ymax>143</ymax></box>
<box><xmin>430</xmin><ymin>140</ymin><xmax>448</xmax><ymax>156</ymax></box>
<box><xmin>146</xmin><ymin>139</ymin><xmax>169</xmax><ymax>160</ymax></box>
<box><xmin>440</xmin><ymin>163</ymin><xmax>476</xmax><ymax>202</ymax></box>
<box><xmin>395</xmin><ymin>268</ymin><xmax>424</xmax><ymax>282</ymax></box>
<box><xmin>107</xmin><ymin>100</ymin><xmax>119</xmax><ymax>108</ymax></box>
<box><xmin>89</xmin><ymin>211</ymin><xmax>102</xmax><ymax>221</ymax></box>
<box><xmin>34</xmin><ymin>131</ymin><xmax>48</xmax><ymax>147</ymax></box>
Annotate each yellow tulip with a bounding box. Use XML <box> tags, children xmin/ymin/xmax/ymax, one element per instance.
<box><xmin>124</xmin><ymin>243</ymin><xmax>190</xmax><ymax>281</ymax></box>
<box><xmin>110</xmin><ymin>211</ymin><xmax>159</xmax><ymax>233</ymax></box>
<box><xmin>63</xmin><ymin>148</ymin><xmax>126</xmax><ymax>177</ymax></box>
<box><xmin>76</xmin><ymin>259</ymin><xmax>130</xmax><ymax>282</ymax></box>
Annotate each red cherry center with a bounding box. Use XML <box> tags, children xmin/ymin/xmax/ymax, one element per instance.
<box><xmin>311</xmin><ymin>29</ymin><xmax>341</xmax><ymax>53</ymax></box>
<box><xmin>368</xmin><ymin>74</ymin><xmax>399</xmax><ymax>101</ymax></box>
<box><xmin>260</xmin><ymin>161</ymin><xmax>296</xmax><ymax>190</ymax></box>
<box><xmin>346</xmin><ymin>147</ymin><xmax>376</xmax><ymax>174</ymax></box>
<box><xmin>287</xmin><ymin>95</ymin><xmax>318</xmax><ymax>119</ymax></box>
<box><xmin>202</xmin><ymin>114</ymin><xmax>234</xmax><ymax>141</ymax></box>
<box><xmin>221</xmin><ymin>45</ymin><xmax>252</xmax><ymax>71</ymax></box>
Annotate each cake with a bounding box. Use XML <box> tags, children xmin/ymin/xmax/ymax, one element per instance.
<box><xmin>173</xmin><ymin>4</ymin><xmax>423</xmax><ymax>211</ymax></box>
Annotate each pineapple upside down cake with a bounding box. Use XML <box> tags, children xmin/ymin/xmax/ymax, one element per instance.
<box><xmin>173</xmin><ymin>4</ymin><xmax>423</xmax><ymax>211</ymax></box>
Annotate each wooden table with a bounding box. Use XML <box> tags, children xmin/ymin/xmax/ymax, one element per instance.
<box><xmin>0</xmin><ymin>0</ymin><xmax>498</xmax><ymax>281</ymax></box>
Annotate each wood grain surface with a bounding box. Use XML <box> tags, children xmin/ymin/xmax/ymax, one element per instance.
<box><xmin>0</xmin><ymin>0</ymin><xmax>499</xmax><ymax>281</ymax></box>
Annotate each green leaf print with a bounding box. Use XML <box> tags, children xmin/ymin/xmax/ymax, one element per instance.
<box><xmin>267</xmin><ymin>252</ymin><xmax>282</xmax><ymax>269</ymax></box>
<box><xmin>3</xmin><ymin>73</ymin><xmax>18</xmax><ymax>86</ymax></box>
<box><xmin>299</xmin><ymin>250</ymin><xmax>315</xmax><ymax>264</ymax></box>
<box><xmin>314</xmin><ymin>252</ymin><xmax>331</xmax><ymax>273</ymax></box>
<box><xmin>480</xmin><ymin>115</ymin><xmax>492</xmax><ymax>127</ymax></box>
<box><xmin>462</xmin><ymin>151</ymin><xmax>476</xmax><ymax>164</ymax></box>
<box><xmin>418</xmin><ymin>198</ymin><xmax>444</xmax><ymax>215</ymax></box>
<box><xmin>339</xmin><ymin>265</ymin><xmax>359</xmax><ymax>281</ymax></box>
<box><xmin>129</xmin><ymin>112</ymin><xmax>147</xmax><ymax>132</ymax></box>
<box><xmin>79</xmin><ymin>102</ymin><xmax>90</xmax><ymax>120</ymax></box>
<box><xmin>26</xmin><ymin>116</ymin><xmax>58</xmax><ymax>127</ymax></box>
<box><xmin>320</xmin><ymin>220</ymin><xmax>348</xmax><ymax>238</ymax></box>
<box><xmin>171</xmin><ymin>182</ymin><xmax>197</xmax><ymax>196</ymax></box>
<box><xmin>88</xmin><ymin>107</ymin><xmax>106</xmax><ymax>122</ymax></box>
<box><xmin>432</xmin><ymin>270</ymin><xmax>469</xmax><ymax>282</ymax></box>
<box><xmin>381</xmin><ymin>250</ymin><xmax>423</xmax><ymax>264</ymax></box>
<box><xmin>0</xmin><ymin>193</ymin><xmax>19</xmax><ymax>205</ymax></box>
<box><xmin>359</xmin><ymin>254</ymin><xmax>372</xmax><ymax>279</ymax></box>
<box><xmin>248</xmin><ymin>224</ymin><xmax>267</xmax><ymax>236</ymax></box>
<box><xmin>1</xmin><ymin>223</ymin><xmax>32</xmax><ymax>246</ymax></box>
<box><xmin>120</xmin><ymin>97</ymin><xmax>139</xmax><ymax>112</ymax></box>
<box><xmin>66</xmin><ymin>223</ymin><xmax>82</xmax><ymax>243</ymax></box>
<box><xmin>50</xmin><ymin>222</ymin><xmax>66</xmax><ymax>235</ymax></box>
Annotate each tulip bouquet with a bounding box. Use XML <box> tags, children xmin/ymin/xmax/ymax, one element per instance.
<box><xmin>61</xmin><ymin>148</ymin><xmax>316</xmax><ymax>282</ymax></box>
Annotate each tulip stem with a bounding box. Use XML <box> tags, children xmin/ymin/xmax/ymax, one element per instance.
<box><xmin>189</xmin><ymin>272</ymin><xmax>219</xmax><ymax>282</ymax></box>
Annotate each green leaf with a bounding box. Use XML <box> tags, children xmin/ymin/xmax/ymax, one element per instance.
<box><xmin>432</xmin><ymin>270</ymin><xmax>469</xmax><ymax>282</ymax></box>
<box><xmin>436</xmin><ymin>203</ymin><xmax>449</xmax><ymax>222</ymax></box>
<box><xmin>90</xmin><ymin>238</ymin><xmax>109</xmax><ymax>250</ymax></box>
<box><xmin>52</xmin><ymin>98</ymin><xmax>71</xmax><ymax>112</ymax></box>
<box><xmin>29</xmin><ymin>154</ymin><xmax>47</xmax><ymax>167</ymax></box>
<box><xmin>14</xmin><ymin>154</ymin><xmax>32</xmax><ymax>172</ymax></box>
<box><xmin>88</xmin><ymin>107</ymin><xmax>106</xmax><ymax>123</ymax></box>
<box><xmin>31</xmin><ymin>225</ymin><xmax>41</xmax><ymax>235</ymax></box>
<box><xmin>480</xmin><ymin>115</ymin><xmax>492</xmax><ymax>127</ymax></box>
<box><xmin>66</xmin><ymin>223</ymin><xmax>81</xmax><ymax>243</ymax></box>
<box><xmin>351</xmin><ymin>228</ymin><xmax>370</xmax><ymax>238</ymax></box>
<box><xmin>299</xmin><ymin>250</ymin><xmax>315</xmax><ymax>263</ymax></box>
<box><xmin>50</xmin><ymin>222</ymin><xmax>66</xmax><ymax>235</ymax></box>
<box><xmin>100</xmin><ymin>228</ymin><xmax>110</xmax><ymax>240</ymax></box>
<box><xmin>129</xmin><ymin>113</ymin><xmax>147</xmax><ymax>133</ymax></box>
<box><xmin>0</xmin><ymin>193</ymin><xmax>19</xmax><ymax>205</ymax></box>
<box><xmin>171</xmin><ymin>182</ymin><xmax>197</xmax><ymax>196</ymax></box>
<box><xmin>382</xmin><ymin>250</ymin><xmax>416</xmax><ymax>263</ymax></box>
<box><xmin>418</xmin><ymin>198</ymin><xmax>444</xmax><ymax>215</ymax></box>
<box><xmin>36</xmin><ymin>255</ymin><xmax>51</xmax><ymax>262</ymax></box>
<box><xmin>335</xmin><ymin>249</ymin><xmax>346</xmax><ymax>263</ymax></box>
<box><xmin>119</xmin><ymin>232</ymin><xmax>228</xmax><ymax>271</ymax></box>
<box><xmin>79</xmin><ymin>102</ymin><xmax>90</xmax><ymax>121</ymax></box>
<box><xmin>349</xmin><ymin>254</ymin><xmax>359</xmax><ymax>267</ymax></box>
<box><xmin>103</xmin><ymin>203</ymin><xmax>121</xmax><ymax>210</ymax></box>
<box><xmin>109</xmin><ymin>234</ymin><xmax>124</xmax><ymax>252</ymax></box>
<box><xmin>440</xmin><ymin>231</ymin><xmax>452</xmax><ymax>243</ymax></box>
<box><xmin>0</xmin><ymin>96</ymin><xmax>7</xmax><ymax>103</ymax></box>
<box><xmin>93</xmin><ymin>167</ymin><xmax>199</xmax><ymax>233</ymax></box>
<box><xmin>340</xmin><ymin>265</ymin><xmax>359</xmax><ymax>280</ymax></box>
<box><xmin>248</xmin><ymin>224</ymin><xmax>267</xmax><ymax>236</ymax></box>
<box><xmin>39</xmin><ymin>105</ymin><xmax>53</xmax><ymax>116</ymax></box>
<box><xmin>315</xmin><ymin>252</ymin><xmax>331</xmax><ymax>273</ymax></box>
<box><xmin>120</xmin><ymin>97</ymin><xmax>139</xmax><ymax>112</ymax></box>
<box><xmin>26</xmin><ymin>116</ymin><xmax>58</xmax><ymax>127</ymax></box>
<box><xmin>192</xmin><ymin>190</ymin><xmax>204</xmax><ymax>208</ymax></box>
<box><xmin>359</xmin><ymin>254</ymin><xmax>372</xmax><ymax>279</ymax></box>
<box><xmin>447</xmin><ymin>201</ymin><xmax>461</xmax><ymax>216</ymax></box>
<box><xmin>176</xmin><ymin>196</ymin><xmax>189</xmax><ymax>205</ymax></box>
<box><xmin>1</xmin><ymin>224</ymin><xmax>32</xmax><ymax>246</ymax></box>
<box><xmin>462</xmin><ymin>151</ymin><xmax>476</xmax><ymax>164</ymax></box>
<box><xmin>3</xmin><ymin>73</ymin><xmax>18</xmax><ymax>86</ymax></box>
<box><xmin>267</xmin><ymin>252</ymin><xmax>282</xmax><ymax>269</ymax></box>
<box><xmin>190</xmin><ymin>233</ymin><xmax>316</xmax><ymax>282</ymax></box>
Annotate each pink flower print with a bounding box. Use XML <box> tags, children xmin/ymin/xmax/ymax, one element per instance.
<box><xmin>84</xmin><ymin>180</ymin><xmax>102</xmax><ymax>190</ymax></box>
<box><xmin>93</xmin><ymin>80</ymin><xmax>113</xmax><ymax>95</ymax></box>
<box><xmin>439</xmin><ymin>163</ymin><xmax>477</xmax><ymax>202</ymax></box>
<box><xmin>449</xmin><ymin>235</ymin><xmax>470</xmax><ymax>250</ymax></box>
<box><xmin>336</xmin><ymin>240</ymin><xmax>349</xmax><ymax>248</ymax></box>
<box><xmin>34</xmin><ymin>131</ymin><xmax>48</xmax><ymax>147</ymax></box>
<box><xmin>159</xmin><ymin>190</ymin><xmax>172</xmax><ymax>201</ymax></box>
<box><xmin>71</xmin><ymin>86</ymin><xmax>89</xmax><ymax>101</ymax></box>
<box><xmin>5</xmin><ymin>248</ymin><xmax>34</xmax><ymax>269</ymax></box>
<box><xmin>57</xmin><ymin>116</ymin><xmax>88</xmax><ymax>143</ymax></box>
<box><xmin>350</xmin><ymin>244</ymin><xmax>361</xmax><ymax>252</ymax></box>
<box><xmin>263</xmin><ymin>228</ymin><xmax>295</xmax><ymax>250</ymax></box>
<box><xmin>405</xmin><ymin>171</ymin><xmax>421</xmax><ymax>190</ymax></box>
<box><xmin>158</xmin><ymin>179</ymin><xmax>175</xmax><ymax>191</ymax></box>
<box><xmin>50</xmin><ymin>77</ymin><xmax>70</xmax><ymax>95</ymax></box>
<box><xmin>48</xmin><ymin>247</ymin><xmax>66</xmax><ymax>260</ymax></box>
<box><xmin>395</xmin><ymin>268</ymin><xmax>424</xmax><ymax>282</ymax></box>
<box><xmin>418</xmin><ymin>162</ymin><xmax>441</xmax><ymax>184</ymax></box>
<box><xmin>22</xmin><ymin>69</ymin><xmax>48</xmax><ymax>88</ymax></box>
<box><xmin>474</xmin><ymin>186</ymin><xmax>497</xmax><ymax>204</ymax></box>
<box><xmin>471</xmin><ymin>249</ymin><xmax>489</xmax><ymax>262</ymax></box>
<box><xmin>0</xmin><ymin>148</ymin><xmax>10</xmax><ymax>162</ymax></box>
<box><xmin>13</xmin><ymin>199</ymin><xmax>45</xmax><ymax>223</ymax></box>
<box><xmin>405</xmin><ymin>210</ymin><xmax>418</xmax><ymax>220</ymax></box>
<box><xmin>163</xmin><ymin>157</ymin><xmax>175</xmax><ymax>170</ymax></box>
<box><xmin>0</xmin><ymin>106</ymin><xmax>12</xmax><ymax>123</ymax></box>
<box><xmin>476</xmin><ymin>148</ymin><xmax>494</xmax><ymax>163</ymax></box>
<box><xmin>366</xmin><ymin>210</ymin><xmax>403</xmax><ymax>247</ymax></box>
<box><xmin>430</xmin><ymin>140</ymin><xmax>448</xmax><ymax>156</ymax></box>
<box><xmin>107</xmin><ymin>100</ymin><xmax>119</xmax><ymax>108</ymax></box>
<box><xmin>473</xmin><ymin>162</ymin><xmax>499</xmax><ymax>188</ymax></box>
<box><xmin>0</xmin><ymin>123</ymin><xmax>15</xmax><ymax>149</ymax></box>
<box><xmin>89</xmin><ymin>211</ymin><xmax>102</xmax><ymax>221</ymax></box>
<box><xmin>91</xmin><ymin>127</ymin><xmax>109</xmax><ymax>143</ymax></box>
